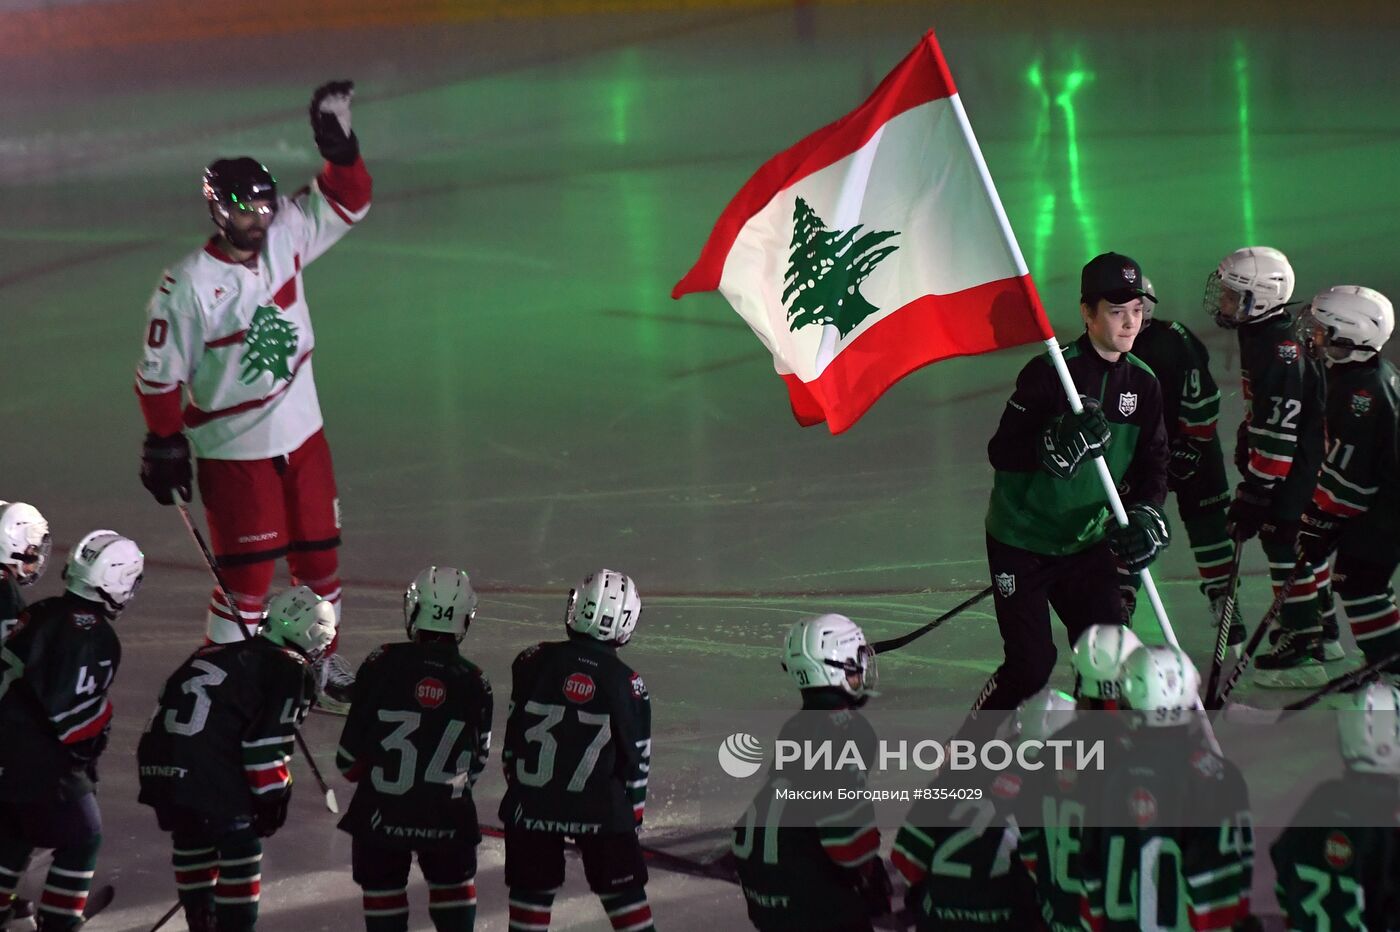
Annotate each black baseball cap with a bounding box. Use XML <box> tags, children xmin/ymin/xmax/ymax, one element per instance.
<box><xmin>1081</xmin><ymin>252</ymin><xmax>1157</xmax><ymax>305</ymax></box>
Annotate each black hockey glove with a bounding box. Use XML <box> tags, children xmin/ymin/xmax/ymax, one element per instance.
<box><xmin>310</xmin><ymin>80</ymin><xmax>359</xmax><ymax>166</ymax></box>
<box><xmin>1225</xmin><ymin>481</ymin><xmax>1273</xmax><ymax>541</ymax></box>
<box><xmin>1039</xmin><ymin>396</ymin><xmax>1111</xmax><ymax>480</ymax></box>
<box><xmin>1295</xmin><ymin>509</ymin><xmax>1343</xmax><ymax>566</ymax></box>
<box><xmin>140</xmin><ymin>432</ymin><xmax>191</xmax><ymax>505</ymax></box>
<box><xmin>1167</xmin><ymin>437</ymin><xmax>1204</xmax><ymax>487</ymax></box>
<box><xmin>252</xmin><ymin>787</ymin><xmax>291</xmax><ymax>838</ymax></box>
<box><xmin>1107</xmin><ymin>502</ymin><xmax>1171</xmax><ymax>573</ymax></box>
<box><xmin>847</xmin><ymin>857</ymin><xmax>893</xmax><ymax>916</ymax></box>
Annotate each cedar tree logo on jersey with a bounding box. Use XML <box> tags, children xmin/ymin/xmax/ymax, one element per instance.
<box><xmin>782</xmin><ymin>197</ymin><xmax>900</xmax><ymax>338</ymax></box>
<box><xmin>1352</xmin><ymin>390</ymin><xmax>1373</xmax><ymax>415</ymax></box>
<box><xmin>718</xmin><ymin>733</ymin><xmax>765</xmax><ymax>779</ymax></box>
<box><xmin>1324</xmin><ymin>831</ymin><xmax>1354</xmax><ymax>869</ymax></box>
<box><xmin>563</xmin><ymin>672</ymin><xmax>596</xmax><ymax>704</ymax></box>
<box><xmin>239</xmin><ymin>305</ymin><xmax>298</xmax><ymax>384</ymax></box>
<box><xmin>994</xmin><ymin>573</ymin><xmax>1015</xmax><ymax>598</ymax></box>
<box><xmin>1277</xmin><ymin>341</ymin><xmax>1300</xmax><ymax>363</ymax></box>
<box><xmin>1118</xmin><ymin>392</ymin><xmax>1137</xmax><ymax>416</ymax></box>
<box><xmin>415</xmin><ymin>677</ymin><xmax>446</xmax><ymax>710</ymax></box>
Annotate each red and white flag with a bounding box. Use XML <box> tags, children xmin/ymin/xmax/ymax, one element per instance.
<box><xmin>673</xmin><ymin>29</ymin><xmax>1053</xmax><ymax>434</ymax></box>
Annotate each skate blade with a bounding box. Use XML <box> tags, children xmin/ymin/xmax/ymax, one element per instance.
<box><xmin>1254</xmin><ymin>664</ymin><xmax>1329</xmax><ymax>689</ymax></box>
<box><xmin>312</xmin><ymin>696</ymin><xmax>351</xmax><ymax>716</ymax></box>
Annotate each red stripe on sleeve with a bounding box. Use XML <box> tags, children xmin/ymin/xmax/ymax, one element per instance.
<box><xmin>136</xmin><ymin>384</ymin><xmax>185</xmax><ymax>437</ymax></box>
<box><xmin>316</xmin><ymin>157</ymin><xmax>372</xmax><ymax>215</ymax></box>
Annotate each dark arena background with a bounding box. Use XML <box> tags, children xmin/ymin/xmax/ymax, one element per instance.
<box><xmin>3</xmin><ymin>0</ymin><xmax>1399</xmax><ymax>928</ymax></box>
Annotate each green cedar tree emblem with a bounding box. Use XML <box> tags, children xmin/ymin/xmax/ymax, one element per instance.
<box><xmin>239</xmin><ymin>305</ymin><xmax>298</xmax><ymax>384</ymax></box>
<box><xmin>782</xmin><ymin>196</ymin><xmax>900</xmax><ymax>338</ymax></box>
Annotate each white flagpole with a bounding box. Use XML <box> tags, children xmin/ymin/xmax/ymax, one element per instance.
<box><xmin>948</xmin><ymin>95</ymin><xmax>1221</xmax><ymax>751</ymax></box>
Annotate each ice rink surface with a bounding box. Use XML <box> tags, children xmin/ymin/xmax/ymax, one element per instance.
<box><xmin>4</xmin><ymin>1</ymin><xmax>1400</xmax><ymax>927</ymax></box>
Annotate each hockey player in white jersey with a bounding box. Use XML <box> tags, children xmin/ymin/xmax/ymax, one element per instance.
<box><xmin>134</xmin><ymin>80</ymin><xmax>370</xmax><ymax>713</ymax></box>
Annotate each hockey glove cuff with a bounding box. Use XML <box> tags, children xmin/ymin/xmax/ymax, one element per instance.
<box><xmin>311</xmin><ymin>80</ymin><xmax>359</xmax><ymax>166</ymax></box>
<box><xmin>1225</xmin><ymin>481</ymin><xmax>1273</xmax><ymax>541</ymax></box>
<box><xmin>1167</xmin><ymin>437</ymin><xmax>1204</xmax><ymax>487</ymax></box>
<box><xmin>1296</xmin><ymin>509</ymin><xmax>1343</xmax><ymax>566</ymax></box>
<box><xmin>140</xmin><ymin>432</ymin><xmax>192</xmax><ymax>506</ymax></box>
<box><xmin>1039</xmin><ymin>396</ymin><xmax>1111</xmax><ymax>480</ymax></box>
<box><xmin>1108</xmin><ymin>502</ymin><xmax>1171</xmax><ymax>573</ymax></box>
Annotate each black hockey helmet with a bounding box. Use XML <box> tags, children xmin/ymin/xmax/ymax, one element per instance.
<box><xmin>202</xmin><ymin>157</ymin><xmax>277</xmax><ymax>222</ymax></box>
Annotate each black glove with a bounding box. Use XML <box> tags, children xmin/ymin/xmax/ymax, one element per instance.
<box><xmin>1226</xmin><ymin>482</ymin><xmax>1272</xmax><ymax>541</ymax></box>
<box><xmin>1296</xmin><ymin>509</ymin><xmax>1342</xmax><ymax>565</ymax></box>
<box><xmin>1107</xmin><ymin>502</ymin><xmax>1171</xmax><ymax>573</ymax></box>
<box><xmin>140</xmin><ymin>431</ymin><xmax>192</xmax><ymax>505</ymax></box>
<box><xmin>848</xmin><ymin>857</ymin><xmax>893</xmax><ymax>916</ymax></box>
<box><xmin>1039</xmin><ymin>396</ymin><xmax>1111</xmax><ymax>480</ymax></box>
<box><xmin>1167</xmin><ymin>437</ymin><xmax>1204</xmax><ymax>487</ymax></box>
<box><xmin>310</xmin><ymin>80</ymin><xmax>359</xmax><ymax>165</ymax></box>
<box><xmin>252</xmin><ymin>788</ymin><xmax>291</xmax><ymax>838</ymax></box>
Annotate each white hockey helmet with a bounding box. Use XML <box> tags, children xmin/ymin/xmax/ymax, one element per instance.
<box><xmin>404</xmin><ymin>566</ymin><xmax>478</xmax><ymax>641</ymax></box>
<box><xmin>1297</xmin><ymin>285</ymin><xmax>1395</xmax><ymax>367</ymax></box>
<box><xmin>566</xmin><ymin>569</ymin><xmax>640</xmax><ymax>646</ymax></box>
<box><xmin>1120</xmin><ymin>645</ymin><xmax>1202</xmax><ymax>727</ymax></box>
<box><xmin>263</xmin><ymin>585</ymin><xmax>337</xmax><ymax>658</ymax></box>
<box><xmin>781</xmin><ymin>613</ymin><xmax>877</xmax><ymax>700</ymax></box>
<box><xmin>63</xmin><ymin>530</ymin><xmax>144</xmax><ymax>613</ymax></box>
<box><xmin>1072</xmin><ymin>624</ymin><xmax>1144</xmax><ymax>702</ymax></box>
<box><xmin>0</xmin><ymin>501</ymin><xmax>51</xmax><ymax>586</ymax></box>
<box><xmin>1204</xmin><ymin>246</ymin><xmax>1295</xmax><ymax>328</ymax></box>
<box><xmin>1015</xmin><ymin>687</ymin><xmax>1077</xmax><ymax>745</ymax></box>
<box><xmin>1338</xmin><ymin>681</ymin><xmax>1400</xmax><ymax>775</ymax></box>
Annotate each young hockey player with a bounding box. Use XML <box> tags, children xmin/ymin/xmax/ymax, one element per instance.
<box><xmin>0</xmin><ymin>531</ymin><xmax>144</xmax><ymax>931</ymax></box>
<box><xmin>1206</xmin><ymin>247</ymin><xmax>1338</xmax><ymax>686</ymax></box>
<box><xmin>1012</xmin><ymin>624</ymin><xmax>1139</xmax><ymax>932</ymax></box>
<box><xmin>499</xmin><ymin>570</ymin><xmax>655</xmax><ymax>932</ymax></box>
<box><xmin>137</xmin><ymin>586</ymin><xmax>330</xmax><ymax>932</ymax></box>
<box><xmin>1128</xmin><ymin>280</ymin><xmax>1244</xmax><ymax>647</ymax></box>
<box><xmin>1079</xmin><ymin>645</ymin><xmax>1254</xmax><ymax>930</ymax></box>
<box><xmin>0</xmin><ymin>501</ymin><xmax>50</xmax><ymax>642</ymax></box>
<box><xmin>1295</xmin><ymin>286</ymin><xmax>1400</xmax><ymax>677</ymax></box>
<box><xmin>1270</xmin><ymin>680</ymin><xmax>1399</xmax><ymax>930</ymax></box>
<box><xmin>336</xmin><ymin>567</ymin><xmax>492</xmax><ymax>932</ymax></box>
<box><xmin>733</xmin><ymin>614</ymin><xmax>890</xmax><ymax>932</ymax></box>
<box><xmin>134</xmin><ymin>80</ymin><xmax>371</xmax><ymax>712</ymax></box>
<box><xmin>978</xmin><ymin>251</ymin><xmax>1170</xmax><ymax>711</ymax></box>
<box><xmin>891</xmin><ymin>690</ymin><xmax>1062</xmax><ymax>931</ymax></box>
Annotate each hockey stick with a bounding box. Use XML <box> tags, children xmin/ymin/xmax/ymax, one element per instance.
<box><xmin>148</xmin><ymin>899</ymin><xmax>181</xmax><ymax>932</ymax></box>
<box><xmin>870</xmin><ymin>586</ymin><xmax>994</xmax><ymax>654</ymax></box>
<box><xmin>81</xmin><ymin>885</ymin><xmax>115</xmax><ymax>923</ymax></box>
<box><xmin>175</xmin><ymin>503</ymin><xmax>340</xmax><ymax>814</ymax></box>
<box><xmin>1203</xmin><ymin>540</ymin><xmax>1245</xmax><ymax>706</ymax></box>
<box><xmin>1208</xmin><ymin>558</ymin><xmax>1305</xmax><ymax>712</ymax></box>
<box><xmin>1221</xmin><ymin>650</ymin><xmax>1400</xmax><ymax>723</ymax></box>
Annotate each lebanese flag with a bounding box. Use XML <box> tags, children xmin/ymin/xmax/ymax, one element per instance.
<box><xmin>673</xmin><ymin>29</ymin><xmax>1053</xmax><ymax>434</ymax></box>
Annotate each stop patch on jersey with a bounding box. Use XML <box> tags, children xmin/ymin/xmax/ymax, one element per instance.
<box><xmin>630</xmin><ymin>673</ymin><xmax>648</xmax><ymax>699</ymax></box>
<box><xmin>563</xmin><ymin>672</ymin><xmax>596</xmax><ymax>704</ymax></box>
<box><xmin>1324</xmin><ymin>830</ymin><xmax>1354</xmax><ymax>869</ymax></box>
<box><xmin>416</xmin><ymin>677</ymin><xmax>446</xmax><ymax>709</ymax></box>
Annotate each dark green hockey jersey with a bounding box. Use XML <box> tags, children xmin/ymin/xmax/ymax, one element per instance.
<box><xmin>1270</xmin><ymin>773</ymin><xmax>1400</xmax><ymax>932</ymax></box>
<box><xmin>1079</xmin><ymin>728</ymin><xmax>1253</xmax><ymax>931</ymax></box>
<box><xmin>0</xmin><ymin>593</ymin><xmax>119</xmax><ymax>803</ymax></box>
<box><xmin>892</xmin><ymin>766</ymin><xmax>1042</xmax><ymax>930</ymax></box>
<box><xmin>732</xmin><ymin>692</ymin><xmax>881</xmax><ymax>932</ymax></box>
<box><xmin>1308</xmin><ymin>357</ymin><xmax>1400</xmax><ymax>549</ymax></box>
<box><xmin>0</xmin><ymin>574</ymin><xmax>24</xmax><ymax>643</ymax></box>
<box><xmin>1129</xmin><ymin>316</ymin><xmax>1222</xmax><ymax>446</ymax></box>
<box><xmin>986</xmin><ymin>333</ymin><xmax>1169</xmax><ymax>556</ymax></box>
<box><xmin>137</xmin><ymin>637</ymin><xmax>314</xmax><ymax>822</ymax></box>
<box><xmin>499</xmin><ymin>635</ymin><xmax>651</xmax><ymax>834</ymax></box>
<box><xmin>1235</xmin><ymin>313</ymin><xmax>1326</xmax><ymax>519</ymax></box>
<box><xmin>335</xmin><ymin>640</ymin><xmax>492</xmax><ymax>848</ymax></box>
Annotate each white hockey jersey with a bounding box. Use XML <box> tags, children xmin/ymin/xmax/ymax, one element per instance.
<box><xmin>135</xmin><ymin>161</ymin><xmax>371</xmax><ymax>460</ymax></box>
